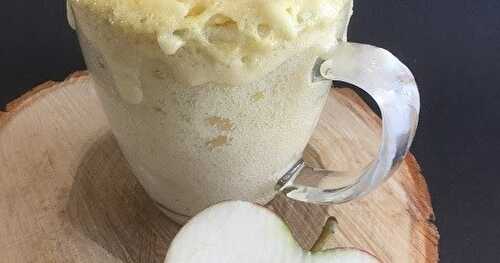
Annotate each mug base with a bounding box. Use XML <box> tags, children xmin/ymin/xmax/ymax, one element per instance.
<box><xmin>155</xmin><ymin>202</ymin><xmax>191</xmax><ymax>225</ymax></box>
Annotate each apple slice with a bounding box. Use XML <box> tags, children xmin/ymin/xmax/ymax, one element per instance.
<box><xmin>165</xmin><ymin>201</ymin><xmax>379</xmax><ymax>263</ymax></box>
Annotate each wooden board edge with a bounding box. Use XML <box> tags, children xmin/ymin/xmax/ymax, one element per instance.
<box><xmin>405</xmin><ymin>154</ymin><xmax>440</xmax><ymax>263</ymax></box>
<box><xmin>0</xmin><ymin>71</ymin><xmax>89</xmax><ymax>129</ymax></box>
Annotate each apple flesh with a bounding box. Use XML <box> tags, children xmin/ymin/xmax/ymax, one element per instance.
<box><xmin>165</xmin><ymin>201</ymin><xmax>379</xmax><ymax>263</ymax></box>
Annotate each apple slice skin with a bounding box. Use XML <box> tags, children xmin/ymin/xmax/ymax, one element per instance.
<box><xmin>165</xmin><ymin>201</ymin><xmax>379</xmax><ymax>263</ymax></box>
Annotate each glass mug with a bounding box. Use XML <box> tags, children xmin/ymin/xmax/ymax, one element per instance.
<box><xmin>69</xmin><ymin>2</ymin><xmax>419</xmax><ymax>223</ymax></box>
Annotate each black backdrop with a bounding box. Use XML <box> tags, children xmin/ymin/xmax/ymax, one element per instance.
<box><xmin>1</xmin><ymin>1</ymin><xmax>499</xmax><ymax>262</ymax></box>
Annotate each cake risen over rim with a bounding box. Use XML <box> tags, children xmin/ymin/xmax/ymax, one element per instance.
<box><xmin>70</xmin><ymin>0</ymin><xmax>352</xmax><ymax>63</ymax></box>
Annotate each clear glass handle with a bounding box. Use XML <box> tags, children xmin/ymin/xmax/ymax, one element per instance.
<box><xmin>276</xmin><ymin>42</ymin><xmax>420</xmax><ymax>204</ymax></box>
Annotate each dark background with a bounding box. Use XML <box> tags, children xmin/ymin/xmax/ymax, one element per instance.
<box><xmin>1</xmin><ymin>1</ymin><xmax>499</xmax><ymax>262</ymax></box>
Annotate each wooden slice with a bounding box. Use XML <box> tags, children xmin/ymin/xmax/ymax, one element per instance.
<box><xmin>0</xmin><ymin>72</ymin><xmax>438</xmax><ymax>262</ymax></box>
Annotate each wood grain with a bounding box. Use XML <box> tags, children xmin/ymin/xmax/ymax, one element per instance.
<box><xmin>0</xmin><ymin>73</ymin><xmax>438</xmax><ymax>262</ymax></box>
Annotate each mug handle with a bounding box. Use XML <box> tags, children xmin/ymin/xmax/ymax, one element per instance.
<box><xmin>276</xmin><ymin>42</ymin><xmax>420</xmax><ymax>204</ymax></box>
